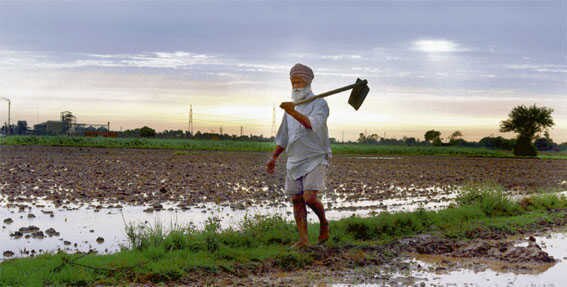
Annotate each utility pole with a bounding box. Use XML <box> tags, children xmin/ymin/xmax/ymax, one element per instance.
<box><xmin>240</xmin><ymin>126</ymin><xmax>243</xmax><ymax>137</ymax></box>
<box><xmin>219</xmin><ymin>126</ymin><xmax>223</xmax><ymax>135</ymax></box>
<box><xmin>342</xmin><ymin>131</ymin><xmax>345</xmax><ymax>143</ymax></box>
<box><xmin>1</xmin><ymin>97</ymin><xmax>10</xmax><ymax>135</ymax></box>
<box><xmin>188</xmin><ymin>105</ymin><xmax>193</xmax><ymax>136</ymax></box>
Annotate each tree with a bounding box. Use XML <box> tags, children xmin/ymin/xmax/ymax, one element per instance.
<box><xmin>534</xmin><ymin>131</ymin><xmax>556</xmax><ymax>151</ymax></box>
<box><xmin>449</xmin><ymin>131</ymin><xmax>462</xmax><ymax>141</ymax></box>
<box><xmin>424</xmin><ymin>130</ymin><xmax>441</xmax><ymax>145</ymax></box>
<box><xmin>500</xmin><ymin>104</ymin><xmax>554</xmax><ymax>156</ymax></box>
<box><xmin>357</xmin><ymin>132</ymin><xmax>379</xmax><ymax>144</ymax></box>
<box><xmin>449</xmin><ymin>130</ymin><xmax>464</xmax><ymax>145</ymax></box>
<box><xmin>140</xmin><ymin>126</ymin><xmax>156</xmax><ymax>138</ymax></box>
<box><xmin>403</xmin><ymin>137</ymin><xmax>417</xmax><ymax>146</ymax></box>
<box><xmin>479</xmin><ymin>136</ymin><xmax>515</xmax><ymax>150</ymax></box>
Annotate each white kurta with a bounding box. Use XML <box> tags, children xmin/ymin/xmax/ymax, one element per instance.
<box><xmin>275</xmin><ymin>97</ymin><xmax>332</xmax><ymax>180</ymax></box>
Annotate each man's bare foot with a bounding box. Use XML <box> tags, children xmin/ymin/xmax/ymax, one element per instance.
<box><xmin>290</xmin><ymin>240</ymin><xmax>310</xmax><ymax>250</ymax></box>
<box><xmin>318</xmin><ymin>222</ymin><xmax>329</xmax><ymax>245</ymax></box>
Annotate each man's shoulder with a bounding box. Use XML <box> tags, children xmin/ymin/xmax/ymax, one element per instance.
<box><xmin>311</xmin><ymin>97</ymin><xmax>329</xmax><ymax>108</ymax></box>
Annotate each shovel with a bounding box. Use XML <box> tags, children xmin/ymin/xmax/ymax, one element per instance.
<box><xmin>293</xmin><ymin>78</ymin><xmax>369</xmax><ymax>110</ymax></box>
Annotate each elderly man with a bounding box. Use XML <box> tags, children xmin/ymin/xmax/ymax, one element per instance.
<box><xmin>266</xmin><ymin>63</ymin><xmax>332</xmax><ymax>248</ymax></box>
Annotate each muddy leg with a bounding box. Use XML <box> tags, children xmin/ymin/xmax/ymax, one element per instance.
<box><xmin>303</xmin><ymin>190</ymin><xmax>329</xmax><ymax>244</ymax></box>
<box><xmin>291</xmin><ymin>194</ymin><xmax>309</xmax><ymax>247</ymax></box>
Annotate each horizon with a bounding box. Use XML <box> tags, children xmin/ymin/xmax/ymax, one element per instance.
<box><xmin>0</xmin><ymin>1</ymin><xmax>565</xmax><ymax>142</ymax></box>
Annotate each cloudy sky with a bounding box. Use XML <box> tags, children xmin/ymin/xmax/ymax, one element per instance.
<box><xmin>0</xmin><ymin>1</ymin><xmax>565</xmax><ymax>141</ymax></box>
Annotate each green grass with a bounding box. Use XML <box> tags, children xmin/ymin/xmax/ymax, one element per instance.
<box><xmin>1</xmin><ymin>184</ymin><xmax>566</xmax><ymax>286</ymax></box>
<box><xmin>0</xmin><ymin>135</ymin><xmax>528</xmax><ymax>158</ymax></box>
<box><xmin>538</xmin><ymin>151</ymin><xmax>567</xmax><ymax>160</ymax></box>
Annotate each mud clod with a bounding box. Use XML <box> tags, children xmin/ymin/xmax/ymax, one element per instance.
<box><xmin>45</xmin><ymin>228</ymin><xmax>60</xmax><ymax>237</ymax></box>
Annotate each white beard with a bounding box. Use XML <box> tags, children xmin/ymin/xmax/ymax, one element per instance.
<box><xmin>291</xmin><ymin>85</ymin><xmax>313</xmax><ymax>103</ymax></box>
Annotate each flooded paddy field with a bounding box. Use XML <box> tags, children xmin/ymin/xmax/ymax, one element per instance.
<box><xmin>1</xmin><ymin>145</ymin><xmax>566</xmax><ymax>285</ymax></box>
<box><xmin>1</xmin><ymin>145</ymin><xmax>564</xmax><ymax>206</ymax></box>
<box><xmin>0</xmin><ymin>189</ymin><xmax>460</xmax><ymax>261</ymax></box>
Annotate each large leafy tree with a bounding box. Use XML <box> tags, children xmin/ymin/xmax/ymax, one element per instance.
<box><xmin>499</xmin><ymin>104</ymin><xmax>554</xmax><ymax>156</ymax></box>
<box><xmin>424</xmin><ymin>130</ymin><xmax>441</xmax><ymax>145</ymax></box>
<box><xmin>140</xmin><ymin>126</ymin><xmax>156</xmax><ymax>138</ymax></box>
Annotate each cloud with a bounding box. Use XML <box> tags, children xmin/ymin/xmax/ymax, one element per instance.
<box><xmin>234</xmin><ymin>63</ymin><xmax>289</xmax><ymax>73</ymax></box>
<box><xmin>118</xmin><ymin>52</ymin><xmax>215</xmax><ymax>68</ymax></box>
<box><xmin>412</xmin><ymin>39</ymin><xmax>467</xmax><ymax>53</ymax></box>
<box><xmin>506</xmin><ymin>64</ymin><xmax>567</xmax><ymax>74</ymax></box>
<box><xmin>320</xmin><ymin>54</ymin><xmax>363</xmax><ymax>60</ymax></box>
<box><xmin>0</xmin><ymin>50</ymin><xmax>218</xmax><ymax>70</ymax></box>
<box><xmin>284</xmin><ymin>52</ymin><xmax>363</xmax><ymax>61</ymax></box>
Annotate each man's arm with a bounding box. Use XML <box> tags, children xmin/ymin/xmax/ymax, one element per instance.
<box><xmin>272</xmin><ymin>145</ymin><xmax>284</xmax><ymax>159</ymax></box>
<box><xmin>266</xmin><ymin>145</ymin><xmax>284</xmax><ymax>174</ymax></box>
<box><xmin>279</xmin><ymin>102</ymin><xmax>312</xmax><ymax>129</ymax></box>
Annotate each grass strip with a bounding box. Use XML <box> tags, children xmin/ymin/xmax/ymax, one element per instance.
<box><xmin>0</xmin><ymin>135</ymin><xmax>528</xmax><ymax>158</ymax></box>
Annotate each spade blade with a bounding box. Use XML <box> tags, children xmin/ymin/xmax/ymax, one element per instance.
<box><xmin>348</xmin><ymin>79</ymin><xmax>369</xmax><ymax>111</ymax></box>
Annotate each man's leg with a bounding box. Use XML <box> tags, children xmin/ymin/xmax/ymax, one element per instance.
<box><xmin>303</xmin><ymin>190</ymin><xmax>329</xmax><ymax>244</ymax></box>
<box><xmin>291</xmin><ymin>194</ymin><xmax>309</xmax><ymax>247</ymax></box>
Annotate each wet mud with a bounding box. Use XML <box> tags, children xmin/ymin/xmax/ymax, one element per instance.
<box><xmin>1</xmin><ymin>145</ymin><xmax>565</xmax><ymax>207</ymax></box>
<box><xmin>1</xmin><ymin>145</ymin><xmax>567</xmax><ymax>285</ymax></box>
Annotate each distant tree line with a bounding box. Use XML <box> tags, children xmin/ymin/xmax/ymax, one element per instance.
<box><xmin>355</xmin><ymin>130</ymin><xmax>565</xmax><ymax>152</ymax></box>
<box><xmin>355</xmin><ymin>104</ymin><xmax>562</xmax><ymax>156</ymax></box>
<box><xmin>118</xmin><ymin>126</ymin><xmax>274</xmax><ymax>142</ymax></box>
<box><xmin>3</xmin><ymin>104</ymin><xmax>563</xmax><ymax>156</ymax></box>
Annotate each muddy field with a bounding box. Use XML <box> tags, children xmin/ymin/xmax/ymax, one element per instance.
<box><xmin>1</xmin><ymin>145</ymin><xmax>566</xmax><ymax>207</ymax></box>
<box><xmin>1</xmin><ymin>145</ymin><xmax>567</xmax><ymax>285</ymax></box>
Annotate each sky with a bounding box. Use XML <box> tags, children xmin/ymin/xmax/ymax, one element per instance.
<box><xmin>0</xmin><ymin>0</ymin><xmax>565</xmax><ymax>142</ymax></box>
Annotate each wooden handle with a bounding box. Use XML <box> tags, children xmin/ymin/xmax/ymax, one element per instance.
<box><xmin>293</xmin><ymin>79</ymin><xmax>367</xmax><ymax>106</ymax></box>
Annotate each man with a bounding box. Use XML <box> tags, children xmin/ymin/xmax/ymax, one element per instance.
<box><xmin>266</xmin><ymin>63</ymin><xmax>332</xmax><ymax>248</ymax></box>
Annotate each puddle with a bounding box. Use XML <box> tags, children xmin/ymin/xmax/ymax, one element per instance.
<box><xmin>328</xmin><ymin>186</ymin><xmax>458</xmax><ymax>214</ymax></box>
<box><xmin>0</xmin><ymin>185</ymin><xmax>460</xmax><ymax>261</ymax></box>
<box><xmin>1</xmin><ymin>188</ymin><xmax>566</xmax><ymax>267</ymax></box>
<box><xmin>403</xmin><ymin>231</ymin><xmax>567</xmax><ymax>287</ymax></box>
<box><xmin>324</xmin><ymin>230</ymin><xmax>567</xmax><ymax>286</ymax></box>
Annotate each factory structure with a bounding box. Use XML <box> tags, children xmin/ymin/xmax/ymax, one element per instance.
<box><xmin>33</xmin><ymin>111</ymin><xmax>114</xmax><ymax>136</ymax></box>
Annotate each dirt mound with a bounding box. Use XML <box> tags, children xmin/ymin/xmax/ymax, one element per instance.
<box><xmin>401</xmin><ymin>234</ymin><xmax>555</xmax><ymax>263</ymax></box>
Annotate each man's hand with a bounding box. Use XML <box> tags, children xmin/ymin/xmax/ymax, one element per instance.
<box><xmin>279</xmin><ymin>101</ymin><xmax>312</xmax><ymax>129</ymax></box>
<box><xmin>267</xmin><ymin>145</ymin><xmax>284</xmax><ymax>174</ymax></box>
<box><xmin>266</xmin><ymin>157</ymin><xmax>276</xmax><ymax>174</ymax></box>
<box><xmin>279</xmin><ymin>102</ymin><xmax>295</xmax><ymax>113</ymax></box>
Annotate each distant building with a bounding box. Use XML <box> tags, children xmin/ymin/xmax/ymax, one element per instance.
<box><xmin>33</xmin><ymin>111</ymin><xmax>109</xmax><ymax>136</ymax></box>
<box><xmin>34</xmin><ymin>121</ymin><xmax>66</xmax><ymax>135</ymax></box>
